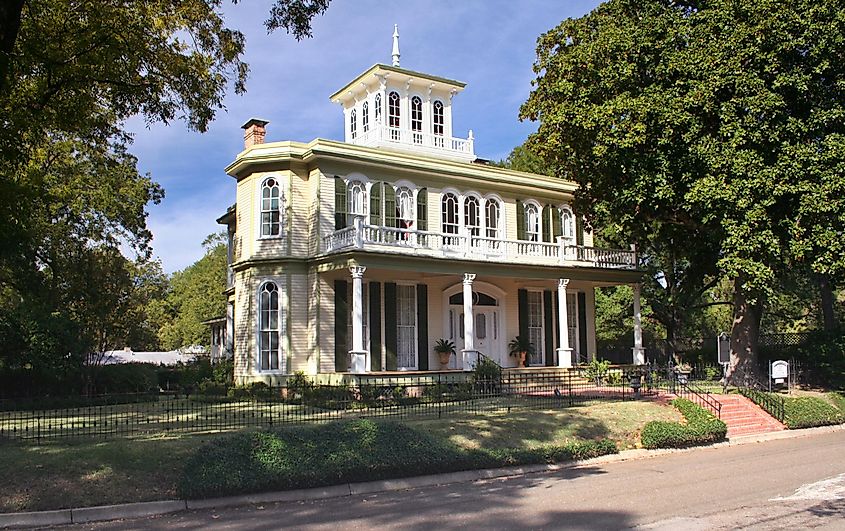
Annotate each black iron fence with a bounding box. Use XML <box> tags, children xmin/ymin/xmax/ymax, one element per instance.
<box><xmin>0</xmin><ymin>370</ymin><xmax>662</xmax><ymax>442</ymax></box>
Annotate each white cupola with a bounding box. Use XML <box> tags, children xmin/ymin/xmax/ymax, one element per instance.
<box><xmin>329</xmin><ymin>25</ymin><xmax>475</xmax><ymax>162</ymax></box>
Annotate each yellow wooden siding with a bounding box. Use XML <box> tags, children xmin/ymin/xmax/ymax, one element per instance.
<box><xmin>233</xmin><ymin>270</ymin><xmax>254</xmax><ymax>381</ymax></box>
<box><xmin>318</xmin><ymin>275</ymin><xmax>336</xmax><ymax>373</ymax></box>
<box><xmin>287</xmin><ymin>272</ymin><xmax>310</xmax><ymax>372</ymax></box>
<box><xmin>288</xmin><ymin>169</ymin><xmax>310</xmax><ymax>257</ymax></box>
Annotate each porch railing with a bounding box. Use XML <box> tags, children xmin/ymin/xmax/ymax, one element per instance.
<box><xmin>322</xmin><ymin>220</ymin><xmax>638</xmax><ymax>269</ymax></box>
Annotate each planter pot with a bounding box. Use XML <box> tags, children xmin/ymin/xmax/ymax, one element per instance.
<box><xmin>437</xmin><ymin>352</ymin><xmax>452</xmax><ymax>369</ymax></box>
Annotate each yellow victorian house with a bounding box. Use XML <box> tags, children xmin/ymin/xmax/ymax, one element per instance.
<box><xmin>219</xmin><ymin>28</ymin><xmax>645</xmax><ymax>385</ymax></box>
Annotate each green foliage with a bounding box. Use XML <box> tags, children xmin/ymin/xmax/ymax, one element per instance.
<box><xmin>508</xmin><ymin>336</ymin><xmax>536</xmax><ymax>357</ymax></box>
<box><xmin>286</xmin><ymin>371</ymin><xmax>314</xmax><ymax>400</ymax></box>
<box><xmin>827</xmin><ymin>392</ymin><xmax>845</xmax><ymax>414</ymax></box>
<box><xmin>178</xmin><ymin>419</ymin><xmax>618</xmax><ymax>499</ymax></box>
<box><xmin>198</xmin><ymin>379</ymin><xmax>228</xmax><ymax>397</ymax></box>
<box><xmin>641</xmin><ymin>398</ymin><xmax>727</xmax><ymax>449</ymax></box>
<box><xmin>781</xmin><ymin>396</ymin><xmax>844</xmax><ymax>429</ymax></box>
<box><xmin>472</xmin><ymin>357</ymin><xmax>503</xmax><ymax>382</ymax></box>
<box><xmin>94</xmin><ymin>363</ymin><xmax>159</xmax><ymax>394</ymax></box>
<box><xmin>434</xmin><ymin>338</ymin><xmax>456</xmax><ymax>354</ymax></box>
<box><xmin>584</xmin><ymin>359</ymin><xmax>611</xmax><ymax>384</ymax></box>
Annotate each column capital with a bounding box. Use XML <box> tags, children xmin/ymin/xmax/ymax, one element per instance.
<box><xmin>558</xmin><ymin>278</ymin><xmax>570</xmax><ymax>290</ymax></box>
<box><xmin>463</xmin><ymin>273</ymin><xmax>476</xmax><ymax>285</ymax></box>
<box><xmin>349</xmin><ymin>266</ymin><xmax>367</xmax><ymax>279</ymax></box>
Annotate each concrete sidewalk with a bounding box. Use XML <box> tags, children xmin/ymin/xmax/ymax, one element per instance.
<box><xmin>2</xmin><ymin>423</ymin><xmax>842</xmax><ymax>529</ymax></box>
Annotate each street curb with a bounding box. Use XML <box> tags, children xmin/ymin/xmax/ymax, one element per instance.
<box><xmin>2</xmin><ymin>423</ymin><xmax>843</xmax><ymax>528</ymax></box>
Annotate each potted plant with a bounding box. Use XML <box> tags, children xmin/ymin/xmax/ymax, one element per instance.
<box><xmin>508</xmin><ymin>335</ymin><xmax>535</xmax><ymax>368</ymax></box>
<box><xmin>674</xmin><ymin>361</ymin><xmax>693</xmax><ymax>384</ymax></box>
<box><xmin>434</xmin><ymin>338</ymin><xmax>456</xmax><ymax>369</ymax></box>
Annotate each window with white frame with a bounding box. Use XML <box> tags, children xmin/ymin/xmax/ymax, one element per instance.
<box><xmin>396</xmin><ymin>284</ymin><xmax>417</xmax><ymax>369</ymax></box>
<box><xmin>388</xmin><ymin>91</ymin><xmax>400</xmax><ymax>140</ymax></box>
<box><xmin>485</xmin><ymin>198</ymin><xmax>501</xmax><ymax>239</ymax></box>
<box><xmin>527</xmin><ymin>291</ymin><xmax>544</xmax><ymax>366</ymax></box>
<box><xmin>362</xmin><ymin>101</ymin><xmax>369</xmax><ymax>133</ymax></box>
<box><xmin>374</xmin><ymin>93</ymin><xmax>382</xmax><ymax>124</ymax></box>
<box><xmin>525</xmin><ymin>203</ymin><xmax>541</xmax><ymax>242</ymax></box>
<box><xmin>561</xmin><ymin>207</ymin><xmax>575</xmax><ymax>241</ymax></box>
<box><xmin>396</xmin><ymin>186</ymin><xmax>414</xmax><ymax>228</ymax></box>
<box><xmin>347</xmin><ymin>180</ymin><xmax>366</xmax><ymax>225</ymax></box>
<box><xmin>441</xmin><ymin>192</ymin><xmax>459</xmax><ymax>244</ymax></box>
<box><xmin>465</xmin><ymin>195</ymin><xmax>481</xmax><ymax>239</ymax></box>
<box><xmin>260</xmin><ymin>177</ymin><xmax>282</xmax><ymax>237</ymax></box>
<box><xmin>259</xmin><ymin>281</ymin><xmax>282</xmax><ymax>371</ymax></box>
<box><xmin>433</xmin><ymin>100</ymin><xmax>444</xmax><ymax>147</ymax></box>
<box><xmin>411</xmin><ymin>96</ymin><xmax>423</xmax><ymax>144</ymax></box>
<box><xmin>350</xmin><ymin>108</ymin><xmax>357</xmax><ymax>140</ymax></box>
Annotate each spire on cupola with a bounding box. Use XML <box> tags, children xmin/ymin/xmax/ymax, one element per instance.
<box><xmin>391</xmin><ymin>24</ymin><xmax>400</xmax><ymax>67</ymax></box>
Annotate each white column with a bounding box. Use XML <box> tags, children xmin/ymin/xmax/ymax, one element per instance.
<box><xmin>556</xmin><ymin>279</ymin><xmax>573</xmax><ymax>367</ymax></box>
<box><xmin>632</xmin><ymin>283</ymin><xmax>646</xmax><ymax>365</ymax></box>
<box><xmin>349</xmin><ymin>266</ymin><xmax>368</xmax><ymax>373</ymax></box>
<box><xmin>462</xmin><ymin>273</ymin><xmax>477</xmax><ymax>371</ymax></box>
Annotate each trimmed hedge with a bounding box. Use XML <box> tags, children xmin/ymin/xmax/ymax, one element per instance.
<box><xmin>781</xmin><ymin>396</ymin><xmax>845</xmax><ymax>429</ymax></box>
<box><xmin>641</xmin><ymin>398</ymin><xmax>727</xmax><ymax>449</ymax></box>
<box><xmin>179</xmin><ymin>419</ymin><xmax>618</xmax><ymax>499</ymax></box>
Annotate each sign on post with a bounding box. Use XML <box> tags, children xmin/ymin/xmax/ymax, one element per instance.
<box><xmin>771</xmin><ymin>360</ymin><xmax>789</xmax><ymax>389</ymax></box>
<box><xmin>717</xmin><ymin>333</ymin><xmax>730</xmax><ymax>364</ymax></box>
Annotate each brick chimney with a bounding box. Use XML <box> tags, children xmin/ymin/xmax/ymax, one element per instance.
<box><xmin>241</xmin><ymin>118</ymin><xmax>270</xmax><ymax>149</ymax></box>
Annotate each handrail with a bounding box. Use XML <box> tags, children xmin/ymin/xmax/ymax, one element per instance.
<box><xmin>738</xmin><ymin>387</ymin><xmax>785</xmax><ymax>423</ymax></box>
<box><xmin>679</xmin><ymin>381</ymin><xmax>723</xmax><ymax>419</ymax></box>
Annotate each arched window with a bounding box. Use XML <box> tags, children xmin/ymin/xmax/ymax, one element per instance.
<box><xmin>441</xmin><ymin>192</ymin><xmax>459</xmax><ymax>244</ymax></box>
<box><xmin>259</xmin><ymin>282</ymin><xmax>281</xmax><ymax>371</ymax></box>
<box><xmin>433</xmin><ymin>100</ymin><xmax>444</xmax><ymax>147</ymax></box>
<box><xmin>362</xmin><ymin>101</ymin><xmax>369</xmax><ymax>133</ymax></box>
<box><xmin>465</xmin><ymin>195</ymin><xmax>480</xmax><ymax>238</ymax></box>
<box><xmin>396</xmin><ymin>186</ymin><xmax>414</xmax><ymax>228</ymax></box>
<box><xmin>388</xmin><ymin>91</ymin><xmax>400</xmax><ymax>140</ymax></box>
<box><xmin>485</xmin><ymin>198</ymin><xmax>501</xmax><ymax>239</ymax></box>
<box><xmin>350</xmin><ymin>108</ymin><xmax>357</xmax><ymax>140</ymax></box>
<box><xmin>374</xmin><ymin>93</ymin><xmax>382</xmax><ymax>124</ymax></box>
<box><xmin>347</xmin><ymin>180</ymin><xmax>366</xmax><ymax>225</ymax></box>
<box><xmin>411</xmin><ymin>96</ymin><xmax>423</xmax><ymax>144</ymax></box>
<box><xmin>525</xmin><ymin>203</ymin><xmax>540</xmax><ymax>242</ymax></box>
<box><xmin>260</xmin><ymin>177</ymin><xmax>282</xmax><ymax>237</ymax></box>
<box><xmin>561</xmin><ymin>207</ymin><xmax>575</xmax><ymax>240</ymax></box>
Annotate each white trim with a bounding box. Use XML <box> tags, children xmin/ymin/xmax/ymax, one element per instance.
<box><xmin>255</xmin><ymin>277</ymin><xmax>286</xmax><ymax>374</ymax></box>
<box><xmin>442</xmin><ymin>280</ymin><xmax>507</xmax><ymax>366</ymax></box>
<box><xmin>256</xmin><ymin>175</ymin><xmax>286</xmax><ymax>242</ymax></box>
<box><xmin>394</xmin><ymin>281</ymin><xmax>418</xmax><ymax>370</ymax></box>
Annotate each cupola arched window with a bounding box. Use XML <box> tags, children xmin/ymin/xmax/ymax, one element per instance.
<box><xmin>259</xmin><ymin>281</ymin><xmax>281</xmax><ymax>371</ymax></box>
<box><xmin>260</xmin><ymin>177</ymin><xmax>282</xmax><ymax>237</ymax></box>
<box><xmin>374</xmin><ymin>93</ymin><xmax>382</xmax><ymax>124</ymax></box>
<box><xmin>362</xmin><ymin>101</ymin><xmax>369</xmax><ymax>133</ymax></box>
<box><xmin>350</xmin><ymin>108</ymin><xmax>357</xmax><ymax>140</ymax></box>
<box><xmin>388</xmin><ymin>91</ymin><xmax>400</xmax><ymax>140</ymax></box>
<box><xmin>411</xmin><ymin>96</ymin><xmax>423</xmax><ymax>144</ymax></box>
<box><xmin>433</xmin><ymin>100</ymin><xmax>444</xmax><ymax>147</ymax></box>
<box><xmin>347</xmin><ymin>180</ymin><xmax>366</xmax><ymax>225</ymax></box>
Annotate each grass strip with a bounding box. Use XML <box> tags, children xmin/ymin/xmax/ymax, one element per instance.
<box><xmin>640</xmin><ymin>398</ymin><xmax>727</xmax><ymax>449</ymax></box>
<box><xmin>781</xmin><ymin>395</ymin><xmax>844</xmax><ymax>429</ymax></box>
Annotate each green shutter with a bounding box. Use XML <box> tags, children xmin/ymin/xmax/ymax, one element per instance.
<box><xmin>384</xmin><ymin>282</ymin><xmax>398</xmax><ymax>370</ymax></box>
<box><xmin>383</xmin><ymin>183</ymin><xmax>396</xmax><ymax>228</ymax></box>
<box><xmin>416</xmin><ymin>284</ymin><xmax>428</xmax><ymax>371</ymax></box>
<box><xmin>416</xmin><ymin>188</ymin><xmax>428</xmax><ymax>231</ymax></box>
<box><xmin>552</xmin><ymin>207</ymin><xmax>562</xmax><ymax>240</ymax></box>
<box><xmin>369</xmin><ymin>182</ymin><xmax>382</xmax><ymax>225</ymax></box>
<box><xmin>542</xmin><ymin>205</ymin><xmax>552</xmax><ymax>243</ymax></box>
<box><xmin>518</xmin><ymin>289</ymin><xmax>528</xmax><ymax>341</ymax></box>
<box><xmin>543</xmin><ymin>290</ymin><xmax>554</xmax><ymax>366</ymax></box>
<box><xmin>369</xmin><ymin>282</ymin><xmax>382</xmax><ymax>371</ymax></box>
<box><xmin>577</xmin><ymin>292</ymin><xmax>588</xmax><ymax>362</ymax></box>
<box><xmin>516</xmin><ymin>200</ymin><xmax>525</xmax><ymax>240</ymax></box>
<box><xmin>334</xmin><ymin>280</ymin><xmax>349</xmax><ymax>372</ymax></box>
<box><xmin>335</xmin><ymin>177</ymin><xmax>348</xmax><ymax>230</ymax></box>
<box><xmin>576</xmin><ymin>216</ymin><xmax>584</xmax><ymax>246</ymax></box>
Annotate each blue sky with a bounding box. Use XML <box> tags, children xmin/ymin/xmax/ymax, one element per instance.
<box><xmin>127</xmin><ymin>0</ymin><xmax>602</xmax><ymax>273</ymax></box>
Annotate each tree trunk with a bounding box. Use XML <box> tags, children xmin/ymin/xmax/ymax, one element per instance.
<box><xmin>725</xmin><ymin>277</ymin><xmax>765</xmax><ymax>387</ymax></box>
<box><xmin>0</xmin><ymin>0</ymin><xmax>24</xmax><ymax>93</ymax></box>
<box><xmin>817</xmin><ymin>274</ymin><xmax>836</xmax><ymax>331</ymax></box>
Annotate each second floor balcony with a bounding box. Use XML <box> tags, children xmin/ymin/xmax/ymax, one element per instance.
<box><xmin>353</xmin><ymin>124</ymin><xmax>475</xmax><ymax>161</ymax></box>
<box><xmin>322</xmin><ymin>218</ymin><xmax>638</xmax><ymax>270</ymax></box>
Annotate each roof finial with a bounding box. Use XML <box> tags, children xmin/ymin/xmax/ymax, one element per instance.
<box><xmin>391</xmin><ymin>24</ymin><xmax>400</xmax><ymax>67</ymax></box>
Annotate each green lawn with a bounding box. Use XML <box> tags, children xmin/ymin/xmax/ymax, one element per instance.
<box><xmin>0</xmin><ymin>398</ymin><xmax>679</xmax><ymax>513</ymax></box>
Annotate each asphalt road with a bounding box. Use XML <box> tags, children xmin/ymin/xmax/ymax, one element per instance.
<box><xmin>55</xmin><ymin>430</ymin><xmax>845</xmax><ymax>530</ymax></box>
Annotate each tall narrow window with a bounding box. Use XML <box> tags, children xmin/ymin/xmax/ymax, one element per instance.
<box><xmin>396</xmin><ymin>186</ymin><xmax>414</xmax><ymax>229</ymax></box>
<box><xmin>388</xmin><ymin>91</ymin><xmax>400</xmax><ymax>140</ymax></box>
<box><xmin>397</xmin><ymin>284</ymin><xmax>417</xmax><ymax>369</ymax></box>
<box><xmin>433</xmin><ymin>100</ymin><xmax>444</xmax><ymax>147</ymax></box>
<box><xmin>485</xmin><ymin>199</ymin><xmax>501</xmax><ymax>239</ymax></box>
<box><xmin>441</xmin><ymin>192</ymin><xmax>459</xmax><ymax>245</ymax></box>
<box><xmin>561</xmin><ymin>207</ymin><xmax>575</xmax><ymax>241</ymax></box>
<box><xmin>527</xmin><ymin>291</ymin><xmax>544</xmax><ymax>366</ymax></box>
<box><xmin>374</xmin><ymin>93</ymin><xmax>382</xmax><ymax>124</ymax></box>
<box><xmin>525</xmin><ymin>203</ymin><xmax>540</xmax><ymax>242</ymax></box>
<box><xmin>261</xmin><ymin>178</ymin><xmax>282</xmax><ymax>237</ymax></box>
<box><xmin>465</xmin><ymin>195</ymin><xmax>481</xmax><ymax>241</ymax></box>
<box><xmin>350</xmin><ymin>108</ymin><xmax>357</xmax><ymax>140</ymax></box>
<box><xmin>411</xmin><ymin>96</ymin><xmax>423</xmax><ymax>144</ymax></box>
<box><xmin>259</xmin><ymin>282</ymin><xmax>281</xmax><ymax>371</ymax></box>
<box><xmin>347</xmin><ymin>180</ymin><xmax>366</xmax><ymax>225</ymax></box>
<box><xmin>362</xmin><ymin>101</ymin><xmax>369</xmax><ymax>133</ymax></box>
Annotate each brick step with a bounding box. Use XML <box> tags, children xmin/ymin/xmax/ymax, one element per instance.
<box><xmin>707</xmin><ymin>394</ymin><xmax>785</xmax><ymax>437</ymax></box>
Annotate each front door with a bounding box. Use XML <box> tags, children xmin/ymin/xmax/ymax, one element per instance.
<box><xmin>453</xmin><ymin>308</ymin><xmax>502</xmax><ymax>366</ymax></box>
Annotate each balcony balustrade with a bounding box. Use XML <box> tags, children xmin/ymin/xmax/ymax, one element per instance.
<box><xmin>321</xmin><ymin>218</ymin><xmax>638</xmax><ymax>270</ymax></box>
<box><xmin>353</xmin><ymin>124</ymin><xmax>474</xmax><ymax>158</ymax></box>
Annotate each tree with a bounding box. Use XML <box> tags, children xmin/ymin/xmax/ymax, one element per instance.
<box><xmin>520</xmin><ymin>0</ymin><xmax>845</xmax><ymax>385</ymax></box>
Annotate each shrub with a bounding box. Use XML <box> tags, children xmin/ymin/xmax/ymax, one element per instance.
<box><xmin>198</xmin><ymin>379</ymin><xmax>228</xmax><ymax>396</ymax></box>
<box><xmin>828</xmin><ymin>392</ymin><xmax>845</xmax><ymax>414</ymax></box>
<box><xmin>781</xmin><ymin>396</ymin><xmax>844</xmax><ymax>429</ymax></box>
<box><xmin>227</xmin><ymin>386</ymin><xmax>251</xmax><ymax>400</ymax></box>
<box><xmin>641</xmin><ymin>398</ymin><xmax>727</xmax><ymax>449</ymax></box>
<box><xmin>178</xmin><ymin>419</ymin><xmax>618</xmax><ymax>499</ymax></box>
<box><xmin>286</xmin><ymin>371</ymin><xmax>313</xmax><ymax>401</ymax></box>
<box><xmin>94</xmin><ymin>363</ymin><xmax>159</xmax><ymax>394</ymax></box>
<box><xmin>249</xmin><ymin>382</ymin><xmax>273</xmax><ymax>400</ymax></box>
<box><xmin>606</xmin><ymin>371</ymin><xmax>622</xmax><ymax>385</ymax></box>
<box><xmin>584</xmin><ymin>359</ymin><xmax>611</xmax><ymax>384</ymax></box>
